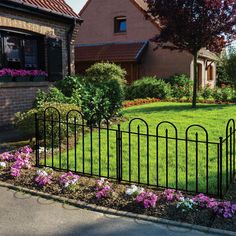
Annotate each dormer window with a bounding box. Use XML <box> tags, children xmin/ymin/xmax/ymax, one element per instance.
<box><xmin>114</xmin><ymin>16</ymin><xmax>127</xmax><ymax>33</ymax></box>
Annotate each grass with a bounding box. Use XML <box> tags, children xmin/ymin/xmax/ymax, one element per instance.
<box><xmin>41</xmin><ymin>102</ymin><xmax>236</xmax><ymax>195</ymax></box>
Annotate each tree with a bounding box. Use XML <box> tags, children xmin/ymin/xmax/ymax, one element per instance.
<box><xmin>146</xmin><ymin>0</ymin><xmax>236</xmax><ymax>107</ymax></box>
<box><xmin>225</xmin><ymin>47</ymin><xmax>236</xmax><ymax>88</ymax></box>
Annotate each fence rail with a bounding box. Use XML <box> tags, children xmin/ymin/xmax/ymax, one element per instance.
<box><xmin>35</xmin><ymin>107</ymin><xmax>236</xmax><ymax>198</ymax></box>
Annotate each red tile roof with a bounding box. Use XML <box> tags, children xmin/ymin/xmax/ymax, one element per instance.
<box><xmin>9</xmin><ymin>0</ymin><xmax>79</xmax><ymax>18</ymax></box>
<box><xmin>75</xmin><ymin>42</ymin><xmax>148</xmax><ymax>63</ymax></box>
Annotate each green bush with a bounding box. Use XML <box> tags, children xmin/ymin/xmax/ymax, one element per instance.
<box><xmin>15</xmin><ymin>103</ymin><xmax>81</xmax><ymax>145</ymax></box>
<box><xmin>125</xmin><ymin>77</ymin><xmax>172</xmax><ymax>100</ymax></box>
<box><xmin>34</xmin><ymin>87</ymin><xmax>68</xmax><ymax>108</ymax></box>
<box><xmin>83</xmin><ymin>63</ymin><xmax>126</xmax><ymax>122</ymax></box>
<box><xmin>166</xmin><ymin>74</ymin><xmax>193</xmax><ymax>99</ymax></box>
<box><xmin>55</xmin><ymin>75</ymin><xmax>84</xmax><ymax>97</ymax></box>
<box><xmin>212</xmin><ymin>87</ymin><xmax>235</xmax><ymax>102</ymax></box>
<box><xmin>200</xmin><ymin>86</ymin><xmax>213</xmax><ymax>100</ymax></box>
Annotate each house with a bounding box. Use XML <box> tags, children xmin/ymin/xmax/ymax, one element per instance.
<box><xmin>0</xmin><ymin>0</ymin><xmax>81</xmax><ymax>127</ymax></box>
<box><xmin>75</xmin><ymin>0</ymin><xmax>218</xmax><ymax>87</ymax></box>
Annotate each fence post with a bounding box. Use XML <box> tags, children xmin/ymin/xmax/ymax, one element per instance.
<box><xmin>35</xmin><ymin>113</ymin><xmax>40</xmax><ymax>167</ymax></box>
<box><xmin>116</xmin><ymin>124</ymin><xmax>122</xmax><ymax>183</ymax></box>
<box><xmin>219</xmin><ymin>137</ymin><xmax>223</xmax><ymax>198</ymax></box>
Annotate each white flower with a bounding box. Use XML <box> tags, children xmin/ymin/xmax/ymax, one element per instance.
<box><xmin>37</xmin><ymin>170</ymin><xmax>48</xmax><ymax>176</ymax></box>
<box><xmin>0</xmin><ymin>162</ymin><xmax>6</xmax><ymax>168</ymax></box>
<box><xmin>126</xmin><ymin>185</ymin><xmax>144</xmax><ymax>196</ymax></box>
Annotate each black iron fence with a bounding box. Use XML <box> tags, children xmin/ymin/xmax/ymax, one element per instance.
<box><xmin>35</xmin><ymin>107</ymin><xmax>236</xmax><ymax>198</ymax></box>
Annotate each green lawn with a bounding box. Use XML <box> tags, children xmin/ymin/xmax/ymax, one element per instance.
<box><xmin>41</xmin><ymin>102</ymin><xmax>236</xmax><ymax>195</ymax></box>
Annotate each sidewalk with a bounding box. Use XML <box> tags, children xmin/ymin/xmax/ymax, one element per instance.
<box><xmin>0</xmin><ymin>186</ymin><xmax>218</xmax><ymax>236</ymax></box>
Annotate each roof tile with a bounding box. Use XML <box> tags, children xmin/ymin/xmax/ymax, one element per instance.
<box><xmin>75</xmin><ymin>42</ymin><xmax>148</xmax><ymax>63</ymax></box>
<box><xmin>9</xmin><ymin>0</ymin><xmax>79</xmax><ymax>18</ymax></box>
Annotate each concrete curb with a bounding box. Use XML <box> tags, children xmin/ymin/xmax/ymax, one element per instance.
<box><xmin>0</xmin><ymin>181</ymin><xmax>235</xmax><ymax>236</ymax></box>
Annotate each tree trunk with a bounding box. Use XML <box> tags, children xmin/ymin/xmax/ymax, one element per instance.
<box><xmin>192</xmin><ymin>53</ymin><xmax>198</xmax><ymax>108</ymax></box>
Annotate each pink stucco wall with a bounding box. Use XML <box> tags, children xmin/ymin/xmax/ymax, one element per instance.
<box><xmin>77</xmin><ymin>0</ymin><xmax>193</xmax><ymax>78</ymax></box>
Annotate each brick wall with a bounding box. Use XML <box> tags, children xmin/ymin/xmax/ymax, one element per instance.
<box><xmin>0</xmin><ymin>8</ymin><xmax>79</xmax><ymax>76</ymax></box>
<box><xmin>0</xmin><ymin>82</ymin><xmax>51</xmax><ymax>127</ymax></box>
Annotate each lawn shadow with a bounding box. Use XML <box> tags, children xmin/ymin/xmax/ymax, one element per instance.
<box><xmin>124</xmin><ymin>103</ymin><xmax>235</xmax><ymax>115</ymax></box>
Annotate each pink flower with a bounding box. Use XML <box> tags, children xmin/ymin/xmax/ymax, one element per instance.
<box><xmin>95</xmin><ymin>178</ymin><xmax>112</xmax><ymax>200</ymax></box>
<box><xmin>35</xmin><ymin>169</ymin><xmax>53</xmax><ymax>187</ymax></box>
<box><xmin>10</xmin><ymin>167</ymin><xmax>21</xmax><ymax>177</ymax></box>
<box><xmin>136</xmin><ymin>191</ymin><xmax>158</xmax><ymax>209</ymax></box>
<box><xmin>0</xmin><ymin>152</ymin><xmax>14</xmax><ymax>161</ymax></box>
<box><xmin>59</xmin><ymin>172</ymin><xmax>80</xmax><ymax>188</ymax></box>
<box><xmin>163</xmin><ymin>189</ymin><xmax>183</xmax><ymax>202</ymax></box>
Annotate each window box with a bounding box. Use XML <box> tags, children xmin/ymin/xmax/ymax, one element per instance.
<box><xmin>0</xmin><ymin>75</ymin><xmax>12</xmax><ymax>82</ymax></box>
<box><xmin>14</xmin><ymin>76</ymin><xmax>31</xmax><ymax>82</ymax></box>
<box><xmin>31</xmin><ymin>75</ymin><xmax>46</xmax><ymax>82</ymax></box>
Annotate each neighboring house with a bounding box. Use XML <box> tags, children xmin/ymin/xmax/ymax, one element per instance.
<box><xmin>0</xmin><ymin>0</ymin><xmax>81</xmax><ymax>127</ymax></box>
<box><xmin>75</xmin><ymin>0</ymin><xmax>218</xmax><ymax>88</ymax></box>
<box><xmin>0</xmin><ymin>0</ymin><xmax>82</xmax><ymax>80</ymax></box>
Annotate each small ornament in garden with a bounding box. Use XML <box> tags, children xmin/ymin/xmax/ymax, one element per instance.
<box><xmin>136</xmin><ymin>191</ymin><xmax>158</xmax><ymax>209</ymax></box>
<box><xmin>35</xmin><ymin>168</ymin><xmax>53</xmax><ymax>187</ymax></box>
<box><xmin>59</xmin><ymin>172</ymin><xmax>80</xmax><ymax>191</ymax></box>
<box><xmin>125</xmin><ymin>185</ymin><xmax>144</xmax><ymax>197</ymax></box>
<box><xmin>95</xmin><ymin>178</ymin><xmax>112</xmax><ymax>200</ymax></box>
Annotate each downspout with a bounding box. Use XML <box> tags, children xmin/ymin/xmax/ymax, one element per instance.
<box><xmin>67</xmin><ymin>19</ymin><xmax>76</xmax><ymax>76</ymax></box>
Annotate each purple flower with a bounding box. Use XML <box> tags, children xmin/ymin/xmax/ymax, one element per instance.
<box><xmin>0</xmin><ymin>152</ymin><xmax>15</xmax><ymax>162</ymax></box>
<box><xmin>95</xmin><ymin>178</ymin><xmax>112</xmax><ymax>199</ymax></box>
<box><xmin>136</xmin><ymin>191</ymin><xmax>158</xmax><ymax>209</ymax></box>
<box><xmin>0</xmin><ymin>68</ymin><xmax>48</xmax><ymax>79</ymax></box>
<box><xmin>163</xmin><ymin>189</ymin><xmax>183</xmax><ymax>202</ymax></box>
<box><xmin>59</xmin><ymin>172</ymin><xmax>80</xmax><ymax>188</ymax></box>
<box><xmin>10</xmin><ymin>167</ymin><xmax>21</xmax><ymax>177</ymax></box>
<box><xmin>35</xmin><ymin>169</ymin><xmax>53</xmax><ymax>187</ymax></box>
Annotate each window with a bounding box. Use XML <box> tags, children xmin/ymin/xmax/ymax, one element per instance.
<box><xmin>114</xmin><ymin>16</ymin><xmax>127</xmax><ymax>33</ymax></box>
<box><xmin>24</xmin><ymin>39</ymin><xmax>38</xmax><ymax>68</ymax></box>
<box><xmin>4</xmin><ymin>36</ymin><xmax>22</xmax><ymax>69</ymax></box>
<box><xmin>0</xmin><ymin>31</ymin><xmax>43</xmax><ymax>70</ymax></box>
<box><xmin>207</xmin><ymin>65</ymin><xmax>214</xmax><ymax>81</ymax></box>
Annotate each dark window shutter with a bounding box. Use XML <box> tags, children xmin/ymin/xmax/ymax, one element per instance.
<box><xmin>38</xmin><ymin>37</ymin><xmax>46</xmax><ymax>71</ymax></box>
<box><xmin>47</xmin><ymin>38</ymin><xmax>63</xmax><ymax>81</ymax></box>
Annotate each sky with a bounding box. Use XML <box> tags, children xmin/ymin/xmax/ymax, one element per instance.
<box><xmin>65</xmin><ymin>0</ymin><xmax>88</xmax><ymax>14</ymax></box>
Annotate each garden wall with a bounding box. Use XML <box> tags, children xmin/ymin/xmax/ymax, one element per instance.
<box><xmin>0</xmin><ymin>82</ymin><xmax>51</xmax><ymax>127</ymax></box>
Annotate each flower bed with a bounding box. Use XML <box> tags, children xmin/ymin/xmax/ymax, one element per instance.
<box><xmin>0</xmin><ymin>68</ymin><xmax>48</xmax><ymax>82</ymax></box>
<box><xmin>122</xmin><ymin>97</ymin><xmax>236</xmax><ymax>109</ymax></box>
<box><xmin>0</xmin><ymin>147</ymin><xmax>236</xmax><ymax>232</ymax></box>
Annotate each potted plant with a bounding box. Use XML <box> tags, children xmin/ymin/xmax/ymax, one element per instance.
<box><xmin>13</xmin><ymin>70</ymin><xmax>31</xmax><ymax>82</ymax></box>
<box><xmin>0</xmin><ymin>69</ymin><xmax>13</xmax><ymax>82</ymax></box>
<box><xmin>31</xmin><ymin>70</ymin><xmax>48</xmax><ymax>82</ymax></box>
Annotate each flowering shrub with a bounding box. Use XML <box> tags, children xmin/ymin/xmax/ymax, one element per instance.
<box><xmin>35</xmin><ymin>168</ymin><xmax>53</xmax><ymax>187</ymax></box>
<box><xmin>95</xmin><ymin>178</ymin><xmax>112</xmax><ymax>199</ymax></box>
<box><xmin>136</xmin><ymin>191</ymin><xmax>158</xmax><ymax>209</ymax></box>
<box><xmin>59</xmin><ymin>172</ymin><xmax>80</xmax><ymax>189</ymax></box>
<box><xmin>193</xmin><ymin>193</ymin><xmax>236</xmax><ymax>218</ymax></box>
<box><xmin>1</xmin><ymin>146</ymin><xmax>34</xmax><ymax>178</ymax></box>
<box><xmin>123</xmin><ymin>98</ymin><xmax>160</xmax><ymax>108</ymax></box>
<box><xmin>0</xmin><ymin>152</ymin><xmax>15</xmax><ymax>162</ymax></box>
<box><xmin>176</xmin><ymin>197</ymin><xmax>197</xmax><ymax>212</ymax></box>
<box><xmin>126</xmin><ymin>185</ymin><xmax>144</xmax><ymax>197</ymax></box>
<box><xmin>0</xmin><ymin>68</ymin><xmax>48</xmax><ymax>78</ymax></box>
<box><xmin>163</xmin><ymin>189</ymin><xmax>183</xmax><ymax>202</ymax></box>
